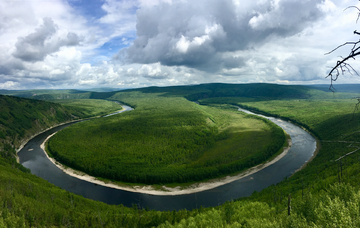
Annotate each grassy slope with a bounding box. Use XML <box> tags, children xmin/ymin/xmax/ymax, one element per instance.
<box><xmin>47</xmin><ymin>93</ymin><xmax>285</xmax><ymax>185</ymax></box>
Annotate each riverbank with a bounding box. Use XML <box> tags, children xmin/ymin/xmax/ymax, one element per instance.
<box><xmin>293</xmin><ymin>137</ymin><xmax>321</xmax><ymax>174</ymax></box>
<box><xmin>16</xmin><ymin>105</ymin><xmax>125</xmax><ymax>155</ymax></box>
<box><xmin>15</xmin><ymin>118</ymin><xmax>81</xmax><ymax>163</ymax></box>
<box><xmin>41</xmin><ymin>130</ymin><xmax>292</xmax><ymax>195</ymax></box>
<box><xmin>16</xmin><ymin>103</ymin><xmax>125</xmax><ymax>164</ymax></box>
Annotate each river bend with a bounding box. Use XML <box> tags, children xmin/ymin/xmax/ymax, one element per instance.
<box><xmin>18</xmin><ymin>105</ymin><xmax>316</xmax><ymax>211</ymax></box>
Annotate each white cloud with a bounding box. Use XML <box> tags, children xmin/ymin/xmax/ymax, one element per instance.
<box><xmin>317</xmin><ymin>0</ymin><xmax>336</xmax><ymax>13</ymax></box>
<box><xmin>0</xmin><ymin>81</ymin><xmax>20</xmax><ymax>90</ymax></box>
<box><xmin>1</xmin><ymin>0</ymin><xmax>360</xmax><ymax>90</ymax></box>
<box><xmin>124</xmin><ymin>0</ymin><xmax>327</xmax><ymax>73</ymax></box>
<box><xmin>99</xmin><ymin>0</ymin><xmax>137</xmax><ymax>24</ymax></box>
<box><xmin>12</xmin><ymin>18</ymin><xmax>81</xmax><ymax>62</ymax></box>
<box><xmin>176</xmin><ymin>36</ymin><xmax>190</xmax><ymax>54</ymax></box>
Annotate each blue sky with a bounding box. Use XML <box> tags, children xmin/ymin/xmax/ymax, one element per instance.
<box><xmin>68</xmin><ymin>0</ymin><xmax>107</xmax><ymax>20</ymax></box>
<box><xmin>1</xmin><ymin>0</ymin><xmax>360</xmax><ymax>90</ymax></box>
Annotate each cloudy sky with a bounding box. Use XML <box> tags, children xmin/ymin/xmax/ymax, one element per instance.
<box><xmin>1</xmin><ymin>0</ymin><xmax>360</xmax><ymax>90</ymax></box>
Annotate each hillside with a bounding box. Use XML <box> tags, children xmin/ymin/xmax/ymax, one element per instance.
<box><xmin>110</xmin><ymin>83</ymin><xmax>360</xmax><ymax>100</ymax></box>
<box><xmin>6</xmin><ymin>83</ymin><xmax>358</xmax><ymax>103</ymax></box>
<box><xmin>50</xmin><ymin>99</ymin><xmax>123</xmax><ymax>118</ymax></box>
<box><xmin>47</xmin><ymin>93</ymin><xmax>285</xmax><ymax>186</ymax></box>
<box><xmin>1</xmin><ymin>83</ymin><xmax>360</xmax><ymax>227</ymax></box>
<box><xmin>306</xmin><ymin>84</ymin><xmax>360</xmax><ymax>93</ymax></box>
<box><xmin>0</xmin><ymin>89</ymin><xmax>89</xmax><ymax>98</ymax></box>
<box><xmin>0</xmin><ymin>95</ymin><xmax>196</xmax><ymax>227</ymax></box>
<box><xmin>0</xmin><ymin>95</ymin><xmax>77</xmax><ymax>150</ymax></box>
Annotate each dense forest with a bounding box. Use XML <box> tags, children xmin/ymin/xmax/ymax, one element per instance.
<box><xmin>51</xmin><ymin>99</ymin><xmax>123</xmax><ymax>118</ymax></box>
<box><xmin>1</xmin><ymin>84</ymin><xmax>360</xmax><ymax>227</ymax></box>
<box><xmin>47</xmin><ymin>94</ymin><xmax>285</xmax><ymax>185</ymax></box>
<box><xmin>0</xmin><ymin>95</ymin><xmax>75</xmax><ymax>149</ymax></box>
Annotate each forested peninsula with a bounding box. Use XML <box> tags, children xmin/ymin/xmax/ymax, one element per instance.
<box><xmin>1</xmin><ymin>83</ymin><xmax>360</xmax><ymax>227</ymax></box>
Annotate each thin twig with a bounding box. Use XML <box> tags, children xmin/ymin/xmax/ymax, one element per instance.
<box><xmin>335</xmin><ymin>148</ymin><xmax>360</xmax><ymax>162</ymax></box>
<box><xmin>344</xmin><ymin>6</ymin><xmax>360</xmax><ymax>23</ymax></box>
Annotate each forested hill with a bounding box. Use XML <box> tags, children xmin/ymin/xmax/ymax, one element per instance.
<box><xmin>0</xmin><ymin>88</ymin><xmax>119</xmax><ymax>100</ymax></box>
<box><xmin>3</xmin><ymin>83</ymin><xmax>357</xmax><ymax>102</ymax></box>
<box><xmin>1</xmin><ymin>85</ymin><xmax>360</xmax><ymax>226</ymax></box>
<box><xmin>128</xmin><ymin>83</ymin><xmax>360</xmax><ymax>100</ymax></box>
<box><xmin>0</xmin><ymin>95</ymin><xmax>77</xmax><ymax>150</ymax></box>
<box><xmin>0</xmin><ymin>89</ymin><xmax>89</xmax><ymax>98</ymax></box>
<box><xmin>183</xmin><ymin>83</ymin><xmax>313</xmax><ymax>100</ymax></box>
<box><xmin>306</xmin><ymin>84</ymin><xmax>360</xmax><ymax>93</ymax></box>
<box><xmin>105</xmin><ymin>83</ymin><xmax>316</xmax><ymax>100</ymax></box>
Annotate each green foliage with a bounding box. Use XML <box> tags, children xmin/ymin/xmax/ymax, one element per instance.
<box><xmin>3</xmin><ymin>84</ymin><xmax>360</xmax><ymax>227</ymax></box>
<box><xmin>51</xmin><ymin>99</ymin><xmax>123</xmax><ymax>118</ymax></box>
<box><xmin>0</xmin><ymin>143</ymin><xmax>30</xmax><ymax>174</ymax></box>
<box><xmin>153</xmin><ymin>184</ymin><xmax>360</xmax><ymax>228</ymax></box>
<box><xmin>0</xmin><ymin>95</ymin><xmax>76</xmax><ymax>148</ymax></box>
<box><xmin>0</xmin><ymin>89</ymin><xmax>89</xmax><ymax>98</ymax></box>
<box><xmin>198</xmin><ymin>96</ymin><xmax>360</xmax><ymax>227</ymax></box>
<box><xmin>0</xmin><ymin>154</ymin><xmax>205</xmax><ymax>227</ymax></box>
<box><xmin>31</xmin><ymin>91</ymin><xmax>118</xmax><ymax>100</ymax></box>
<box><xmin>200</xmin><ymin>98</ymin><xmax>360</xmax><ymax>139</ymax></box>
<box><xmin>47</xmin><ymin>94</ymin><xmax>285</xmax><ymax>184</ymax></box>
<box><xmin>157</xmin><ymin>200</ymin><xmax>278</xmax><ymax>227</ymax></box>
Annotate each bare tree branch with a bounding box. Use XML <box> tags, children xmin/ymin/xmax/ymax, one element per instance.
<box><xmin>325</xmin><ymin>41</ymin><xmax>360</xmax><ymax>55</ymax></box>
<box><xmin>344</xmin><ymin>6</ymin><xmax>360</xmax><ymax>23</ymax></box>
<box><xmin>326</xmin><ymin>3</ymin><xmax>360</xmax><ymax>92</ymax></box>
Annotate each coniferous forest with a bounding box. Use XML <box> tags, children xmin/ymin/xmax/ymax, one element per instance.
<box><xmin>47</xmin><ymin>94</ymin><xmax>285</xmax><ymax>185</ymax></box>
<box><xmin>1</xmin><ymin>83</ymin><xmax>360</xmax><ymax>227</ymax></box>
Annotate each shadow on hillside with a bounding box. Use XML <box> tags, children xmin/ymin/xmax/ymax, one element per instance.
<box><xmin>113</xmin><ymin>83</ymin><xmax>315</xmax><ymax>101</ymax></box>
<box><xmin>314</xmin><ymin>112</ymin><xmax>360</xmax><ymax>140</ymax></box>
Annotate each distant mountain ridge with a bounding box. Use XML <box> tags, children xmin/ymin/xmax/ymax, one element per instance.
<box><xmin>305</xmin><ymin>84</ymin><xmax>360</xmax><ymax>93</ymax></box>
<box><xmin>2</xmin><ymin>83</ymin><xmax>360</xmax><ymax>102</ymax></box>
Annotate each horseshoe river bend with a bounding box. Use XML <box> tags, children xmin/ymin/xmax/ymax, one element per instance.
<box><xmin>18</xmin><ymin>105</ymin><xmax>317</xmax><ymax>211</ymax></box>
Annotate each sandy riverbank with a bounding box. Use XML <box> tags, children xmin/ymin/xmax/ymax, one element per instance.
<box><xmin>41</xmin><ymin>132</ymin><xmax>293</xmax><ymax>196</ymax></box>
<box><xmin>15</xmin><ymin>119</ymin><xmax>82</xmax><ymax>163</ymax></box>
<box><xmin>16</xmin><ymin>104</ymin><xmax>125</xmax><ymax>163</ymax></box>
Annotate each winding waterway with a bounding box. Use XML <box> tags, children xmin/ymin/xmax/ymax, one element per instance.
<box><xmin>18</xmin><ymin>105</ymin><xmax>316</xmax><ymax>211</ymax></box>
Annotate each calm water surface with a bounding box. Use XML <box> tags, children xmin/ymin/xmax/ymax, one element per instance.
<box><xmin>18</xmin><ymin>105</ymin><xmax>316</xmax><ymax>211</ymax></box>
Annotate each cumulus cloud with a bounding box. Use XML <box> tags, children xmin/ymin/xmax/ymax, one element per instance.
<box><xmin>1</xmin><ymin>0</ymin><xmax>360</xmax><ymax>90</ymax></box>
<box><xmin>0</xmin><ymin>81</ymin><xmax>20</xmax><ymax>90</ymax></box>
<box><xmin>123</xmin><ymin>0</ymin><xmax>326</xmax><ymax>72</ymax></box>
<box><xmin>12</xmin><ymin>18</ymin><xmax>81</xmax><ymax>62</ymax></box>
<box><xmin>248</xmin><ymin>0</ymin><xmax>324</xmax><ymax>31</ymax></box>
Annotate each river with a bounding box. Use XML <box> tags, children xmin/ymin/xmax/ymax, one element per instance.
<box><xmin>18</xmin><ymin>105</ymin><xmax>316</xmax><ymax>211</ymax></box>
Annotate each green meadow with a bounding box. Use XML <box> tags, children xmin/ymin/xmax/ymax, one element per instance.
<box><xmin>2</xmin><ymin>84</ymin><xmax>360</xmax><ymax>227</ymax></box>
<box><xmin>47</xmin><ymin>93</ymin><xmax>285</xmax><ymax>185</ymax></box>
